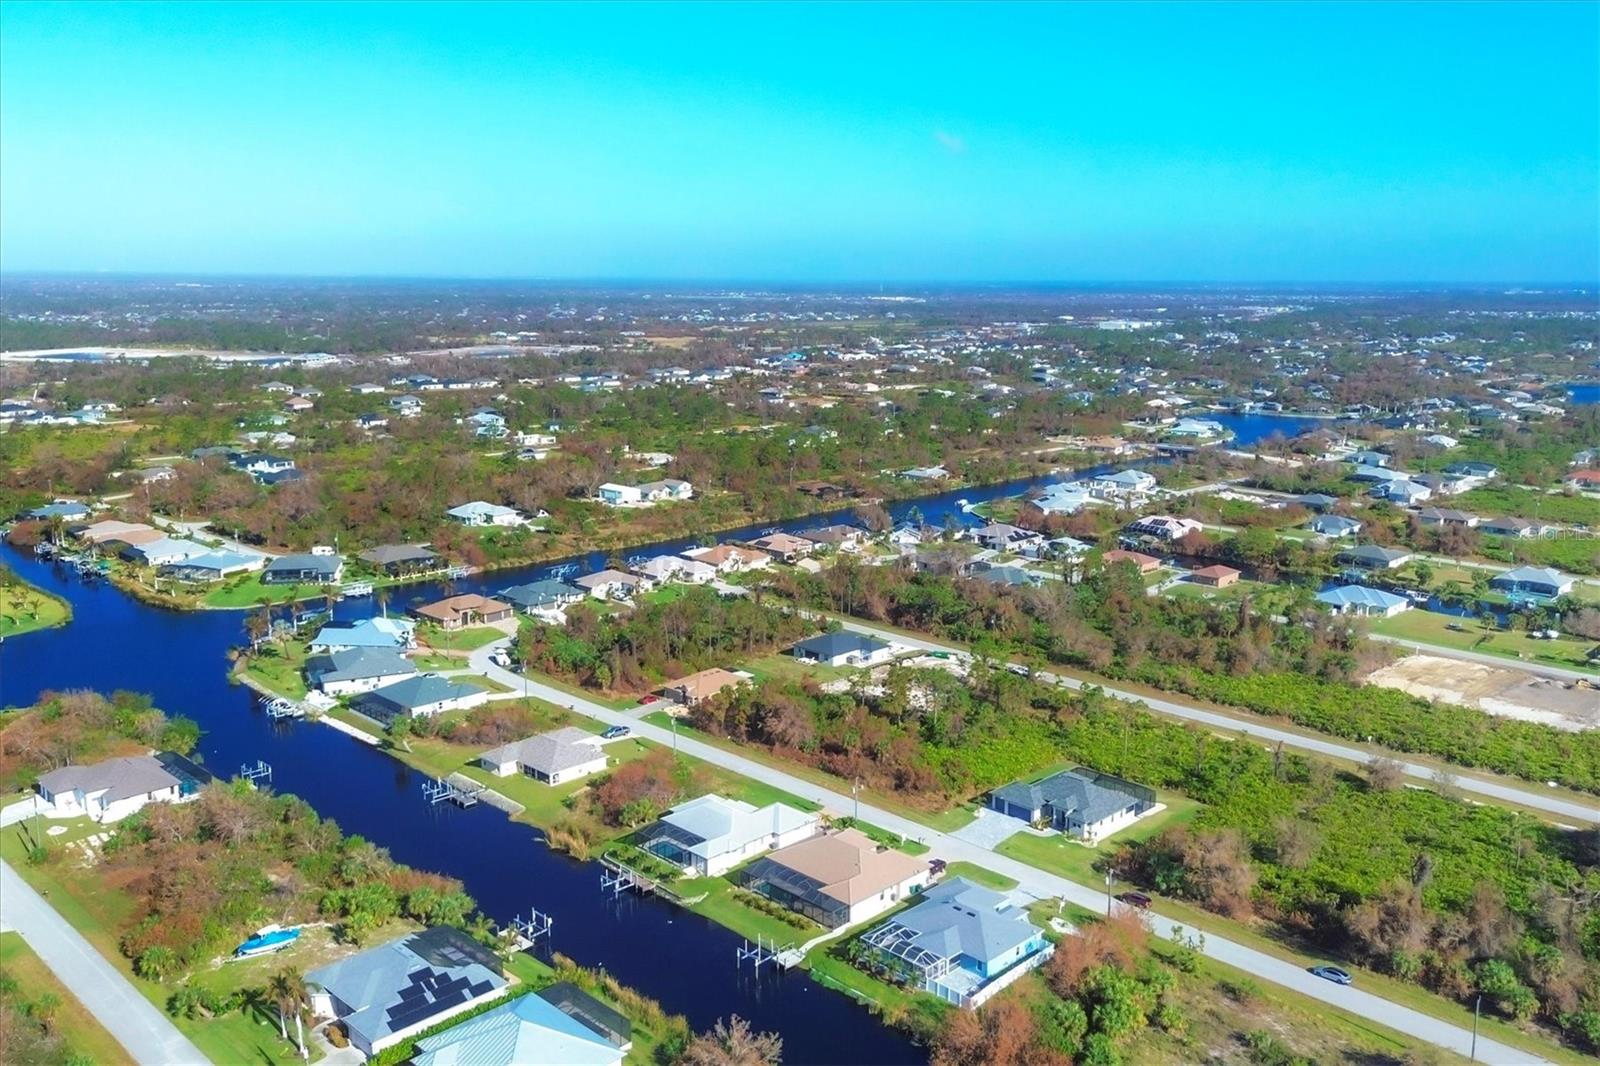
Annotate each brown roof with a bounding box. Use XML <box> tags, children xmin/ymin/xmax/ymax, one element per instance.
<box><xmin>1192</xmin><ymin>564</ymin><xmax>1239</xmax><ymax>579</ymax></box>
<box><xmin>78</xmin><ymin>520</ymin><xmax>159</xmax><ymax>544</ymax></box>
<box><xmin>665</xmin><ymin>667</ymin><xmax>745</xmax><ymax>704</ymax></box>
<box><xmin>751</xmin><ymin>533</ymin><xmax>811</xmax><ymax>553</ymax></box>
<box><xmin>1103</xmin><ymin>549</ymin><xmax>1159</xmax><ymax>569</ymax></box>
<box><xmin>694</xmin><ymin>544</ymin><xmax>766</xmax><ymax>567</ymax></box>
<box><xmin>414</xmin><ymin>593</ymin><xmax>511</xmax><ymax>623</ymax></box>
<box><xmin>762</xmin><ymin>828</ymin><xmax>927</xmax><ymax>905</ymax></box>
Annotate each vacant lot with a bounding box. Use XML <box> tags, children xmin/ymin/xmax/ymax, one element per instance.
<box><xmin>1365</xmin><ymin>653</ymin><xmax>1600</xmax><ymax>731</ymax></box>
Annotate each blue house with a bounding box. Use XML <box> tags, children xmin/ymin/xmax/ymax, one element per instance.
<box><xmin>860</xmin><ymin>878</ymin><xmax>1050</xmax><ymax>1008</ymax></box>
<box><xmin>1489</xmin><ymin>566</ymin><xmax>1574</xmax><ymax>602</ymax></box>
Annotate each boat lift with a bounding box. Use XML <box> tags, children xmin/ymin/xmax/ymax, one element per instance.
<box><xmin>239</xmin><ymin>761</ymin><xmax>273</xmax><ymax>785</ymax></box>
<box><xmin>505</xmin><ymin>908</ymin><xmax>553</xmax><ymax>950</ymax></box>
<box><xmin>261</xmin><ymin>696</ymin><xmax>303</xmax><ymax>721</ymax></box>
<box><xmin>340</xmin><ymin>581</ymin><xmax>374</xmax><ymax>598</ymax></box>
<box><xmin>422</xmin><ymin>776</ymin><xmax>482</xmax><ymax>808</ymax></box>
<box><xmin>736</xmin><ymin>934</ymin><xmax>797</xmax><ymax>971</ymax></box>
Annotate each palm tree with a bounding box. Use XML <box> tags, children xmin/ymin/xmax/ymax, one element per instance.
<box><xmin>268</xmin><ymin>967</ymin><xmax>309</xmax><ymax>1056</ymax></box>
<box><xmin>374</xmin><ymin>585</ymin><xmax>391</xmax><ymax>619</ymax></box>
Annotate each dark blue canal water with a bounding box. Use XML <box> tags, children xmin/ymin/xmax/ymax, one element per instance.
<box><xmin>2</xmin><ymin>468</ymin><xmax>1135</xmax><ymax>1064</ymax></box>
<box><xmin>1569</xmin><ymin>383</ymin><xmax>1600</xmax><ymax>405</ymax></box>
<box><xmin>1205</xmin><ymin>411</ymin><xmax>1326</xmax><ymax>444</ymax></box>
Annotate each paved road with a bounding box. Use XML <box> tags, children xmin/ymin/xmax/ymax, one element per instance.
<box><xmin>820</xmin><ymin>617</ymin><xmax>1600</xmax><ymax>826</ymax></box>
<box><xmin>1369</xmin><ymin>632</ymin><xmax>1600</xmax><ymax>684</ymax></box>
<box><xmin>0</xmin><ymin>808</ymin><xmax>209</xmax><ymax>1065</ymax></box>
<box><xmin>467</xmin><ymin>641</ymin><xmax>1548</xmax><ymax>1064</ymax></box>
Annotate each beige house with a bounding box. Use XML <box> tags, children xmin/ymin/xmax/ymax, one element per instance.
<box><xmin>737</xmin><ymin>828</ymin><xmax>932</xmax><ymax>928</ymax></box>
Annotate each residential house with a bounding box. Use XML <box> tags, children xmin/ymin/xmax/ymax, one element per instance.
<box><xmin>1349</xmin><ymin>450</ymin><xmax>1391</xmax><ymax>468</ymax></box>
<box><xmin>352</xmin><ymin>675</ymin><xmax>489</xmax><ymax>722</ymax></box>
<box><xmin>1444</xmin><ymin>461</ymin><xmax>1499</xmax><ymax>480</ymax></box>
<box><xmin>305</xmin><ymin>928</ymin><xmax>508</xmax><ymax>1059</ymax></box>
<box><xmin>447</xmin><ymin>501</ymin><xmax>526</xmax><ymax>527</ymax></box>
<box><xmin>1293</xmin><ymin>493</ymin><xmax>1340</xmax><ymax>512</ymax></box>
<box><xmin>638</xmin><ymin>478</ymin><xmax>693</xmax><ymax>502</ymax></box>
<box><xmin>24</xmin><ymin>501</ymin><xmax>91</xmax><ymax>522</ymax></box>
<box><xmin>1101</xmin><ymin>549</ymin><xmax>1161</xmax><ymax>574</ymax></box>
<box><xmin>791</xmin><ymin>632</ymin><xmax>895</xmax><ymax>668</ymax></box>
<box><xmin>122</xmin><ymin>536</ymin><xmax>213</xmax><ymax>567</ymax></box>
<box><xmin>637</xmin><ymin>794</ymin><xmax>819</xmax><ymax>877</ymax></box>
<box><xmin>661</xmin><ymin>667</ymin><xmax>746</xmax><ymax>707</ymax></box>
<box><xmin>1338</xmin><ymin>545</ymin><xmax>1413</xmax><ymax>571</ymax></box>
<box><xmin>797</xmin><ymin>524</ymin><xmax>868</xmax><ymax>551</ymax></box>
<box><xmin>413</xmin><ymin>594</ymin><xmax>514</xmax><ymax>630</ymax></box>
<box><xmin>1087</xmin><ymin>469</ymin><xmax>1157</xmax><ymax>502</ymax></box>
<box><xmin>478</xmin><ymin>727</ymin><xmax>610</xmax><ymax>785</ymax></box>
<box><xmin>1030</xmin><ymin>483</ymin><xmax>1094</xmax><ymax>516</ymax></box>
<box><xmin>35</xmin><ymin>752</ymin><xmax>211</xmax><ymax>824</ymax></box>
<box><xmin>358</xmin><ymin>544</ymin><xmax>441</xmax><ymax>576</ymax></box>
<box><xmin>262</xmin><ymin>553</ymin><xmax>344</xmax><ymax>585</ymax></box>
<box><xmin>309</xmin><ymin>616</ymin><xmax>416</xmax><ymax>652</ymax></box>
<box><xmin>1190</xmin><ymin>564</ymin><xmax>1240</xmax><ymax>588</ymax></box>
<box><xmin>500</xmin><ymin>579</ymin><xmax>586</xmax><ymax>614</ymax></box>
<box><xmin>573</xmin><ymin>569</ymin><xmax>647</xmax><ymax>601</ymax></box>
<box><xmin>1565</xmin><ymin>470</ymin><xmax>1600</xmax><ymax>491</ymax></box>
<box><xmin>1416</xmin><ymin>508</ymin><xmax>1480</xmax><ymax>528</ymax></box>
<box><xmin>969</xmin><ymin>523</ymin><xmax>1046</xmax><ymax>554</ymax></box>
<box><xmin>161</xmin><ymin>549</ymin><xmax>269</xmax><ymax>583</ymax></box>
<box><xmin>76</xmin><ymin>519</ymin><xmax>157</xmax><ymax>545</ymax></box>
<box><xmin>1481</xmin><ymin>516</ymin><xmax>1556</xmax><ymax>539</ymax></box>
<box><xmin>683</xmin><ymin>544</ymin><xmax>770</xmax><ymax>572</ymax></box>
<box><xmin>389</xmin><ymin>394</ymin><xmax>424</xmax><ymax>416</ymax></box>
<box><xmin>737</xmin><ymin>828</ymin><xmax>931</xmax><ymax>928</ymax></box>
<box><xmin>748</xmin><ymin>532</ymin><xmax>815</xmax><ymax>562</ymax></box>
<box><xmin>901</xmin><ymin>465</ymin><xmax>949</xmax><ymax>481</ymax></box>
<box><xmin>305</xmin><ymin>647</ymin><xmax>418</xmax><ymax>696</ymax></box>
<box><xmin>596</xmin><ymin>483</ymin><xmax>643</xmax><ymax>506</ymax></box>
<box><xmin>859</xmin><ymin>878</ymin><xmax>1051</xmax><ymax>1009</ymax></box>
<box><xmin>1308</xmin><ymin>514</ymin><xmax>1362</xmax><ymax>538</ymax></box>
<box><xmin>632</xmin><ymin>555</ymin><xmax>717</xmax><ymax>584</ymax></box>
<box><xmin>1371</xmin><ymin>479</ymin><xmax>1433</xmax><ymax>504</ymax></box>
<box><xmin>411</xmin><ymin>983</ymin><xmax>628</xmax><ymax>1066</ymax></box>
<box><xmin>1125</xmin><ymin>515</ymin><xmax>1203</xmax><ymax>543</ymax></box>
<box><xmin>1489</xmin><ymin>566</ymin><xmax>1575</xmax><ymax>601</ymax></box>
<box><xmin>1315</xmin><ymin>585</ymin><xmax>1410</xmax><ymax>618</ymax></box>
<box><xmin>968</xmin><ymin>563</ymin><xmax>1042</xmax><ymax>588</ymax></box>
<box><xmin>989</xmin><ymin>768</ymin><xmax>1155</xmax><ymax>843</ymax></box>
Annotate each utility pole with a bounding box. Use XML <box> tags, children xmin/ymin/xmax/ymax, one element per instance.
<box><xmin>852</xmin><ymin>778</ymin><xmax>861</xmax><ymax>821</ymax></box>
<box><xmin>1105</xmin><ymin>866</ymin><xmax>1113</xmax><ymax>916</ymax></box>
<box><xmin>1470</xmin><ymin>992</ymin><xmax>1481</xmax><ymax>1061</ymax></box>
<box><xmin>671</xmin><ymin>713</ymin><xmax>678</xmax><ymax>755</ymax></box>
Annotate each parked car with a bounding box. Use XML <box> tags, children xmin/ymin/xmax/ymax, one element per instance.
<box><xmin>1310</xmin><ymin>965</ymin><xmax>1352</xmax><ymax>986</ymax></box>
<box><xmin>1114</xmin><ymin>891</ymin><xmax>1152</xmax><ymax>910</ymax></box>
<box><xmin>928</xmin><ymin>858</ymin><xmax>948</xmax><ymax>875</ymax></box>
<box><xmin>601</xmin><ymin>725</ymin><xmax>631</xmax><ymax>740</ymax></box>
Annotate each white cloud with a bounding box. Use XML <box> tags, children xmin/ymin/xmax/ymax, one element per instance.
<box><xmin>934</xmin><ymin>129</ymin><xmax>967</xmax><ymax>154</ymax></box>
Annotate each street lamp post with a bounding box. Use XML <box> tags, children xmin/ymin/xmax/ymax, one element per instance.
<box><xmin>1470</xmin><ymin>992</ymin><xmax>1481</xmax><ymax>1061</ymax></box>
<box><xmin>1105</xmin><ymin>866</ymin><xmax>1113</xmax><ymax>916</ymax></box>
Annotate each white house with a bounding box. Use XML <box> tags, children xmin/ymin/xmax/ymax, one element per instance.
<box><xmin>574</xmin><ymin>569</ymin><xmax>649</xmax><ymax>600</ymax></box>
<box><xmin>447</xmin><ymin>501</ymin><xmax>526</xmax><ymax>527</ymax></box>
<box><xmin>597</xmin><ymin>483</ymin><xmax>643</xmax><ymax>506</ymax></box>
<box><xmin>35</xmin><ymin>754</ymin><xmax>200</xmax><ymax>823</ymax></box>
<box><xmin>1125</xmin><ymin>515</ymin><xmax>1203</xmax><ymax>542</ymax></box>
<box><xmin>791</xmin><ymin>632</ymin><xmax>896</xmax><ymax>668</ymax></box>
<box><xmin>1315</xmin><ymin>585</ymin><xmax>1410</xmax><ymax>618</ymax></box>
<box><xmin>1088</xmin><ymin>469</ymin><xmax>1157</xmax><ymax>502</ymax></box>
<box><xmin>305</xmin><ymin>647</ymin><xmax>419</xmax><ymax>696</ymax></box>
<box><xmin>639</xmin><ymin>795</ymin><xmax>819</xmax><ymax>877</ymax></box>
<box><xmin>478</xmin><ymin>727</ymin><xmax>610</xmax><ymax>785</ymax></box>
<box><xmin>989</xmin><ymin>769</ymin><xmax>1155</xmax><ymax>844</ymax></box>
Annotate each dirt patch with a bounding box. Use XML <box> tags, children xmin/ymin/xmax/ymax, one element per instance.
<box><xmin>1366</xmin><ymin>654</ymin><xmax>1600</xmax><ymax>731</ymax></box>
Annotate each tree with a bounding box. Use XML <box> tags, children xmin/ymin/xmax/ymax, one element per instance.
<box><xmin>682</xmin><ymin>1015</ymin><xmax>782</xmax><ymax>1066</ymax></box>
<box><xmin>267</xmin><ymin>967</ymin><xmax>310</xmax><ymax>1056</ymax></box>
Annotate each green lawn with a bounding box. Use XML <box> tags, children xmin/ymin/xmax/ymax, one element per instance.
<box><xmin>235</xmin><ymin>640</ymin><xmax>311</xmax><ymax>698</ymax></box>
<box><xmin>204</xmin><ymin>573</ymin><xmax>331</xmax><ymax>609</ymax></box>
<box><xmin>941</xmin><ymin>861</ymin><xmax>1018</xmax><ymax>891</ymax></box>
<box><xmin>682</xmin><ymin>872</ymin><xmax>824</xmax><ymax>947</ymax></box>
<box><xmin>1162</xmin><ymin>577</ymin><xmax>1295</xmax><ymax>611</ymax></box>
<box><xmin>741</xmin><ymin>650</ymin><xmax>854</xmax><ymax>685</ymax></box>
<box><xmin>417</xmin><ymin>624</ymin><xmax>505</xmax><ymax>652</ymax></box>
<box><xmin>0</xmin><ymin>577</ymin><xmax>71</xmax><ymax>638</ymax></box>
<box><xmin>836</xmin><ymin>818</ymin><xmax>930</xmax><ymax>855</ymax></box>
<box><xmin>1370</xmin><ymin>609</ymin><xmax>1599</xmax><ymax>673</ymax></box>
<box><xmin>0</xmin><ymin>929</ymin><xmax>134</xmax><ymax>1066</ymax></box>
<box><xmin>995</xmin><ymin>792</ymin><xmax>1202</xmax><ymax>885</ymax></box>
<box><xmin>1455</xmin><ymin>485</ymin><xmax>1600</xmax><ymax>526</ymax></box>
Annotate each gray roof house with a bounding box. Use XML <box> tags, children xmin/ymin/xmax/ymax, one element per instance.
<box><xmin>35</xmin><ymin>752</ymin><xmax>211</xmax><ymax>823</ymax></box>
<box><xmin>1489</xmin><ymin>566</ymin><xmax>1575</xmax><ymax>601</ymax></box>
<box><xmin>412</xmin><ymin>984</ymin><xmax>627</xmax><ymax>1066</ymax></box>
<box><xmin>500</xmin><ymin>578</ymin><xmax>586</xmax><ymax>612</ymax></box>
<box><xmin>358</xmin><ymin>544</ymin><xmax>441</xmax><ymax>574</ymax></box>
<box><xmin>352</xmin><ymin>675</ymin><xmax>488</xmax><ymax>722</ymax></box>
<box><xmin>305</xmin><ymin>647</ymin><xmax>418</xmax><ymax>694</ymax></box>
<box><xmin>305</xmin><ymin>927</ymin><xmax>507</xmax><ymax>1058</ymax></box>
<box><xmin>1338</xmin><ymin>545</ymin><xmax>1413</xmax><ymax>570</ymax></box>
<box><xmin>1307</xmin><ymin>514</ymin><xmax>1362</xmax><ymax>538</ymax></box>
<box><xmin>791</xmin><ymin>631</ymin><xmax>893</xmax><ymax>667</ymax></box>
<box><xmin>479</xmin><ymin>727</ymin><xmax>609</xmax><ymax>785</ymax></box>
<box><xmin>262</xmin><ymin>553</ymin><xmax>344</xmax><ymax>585</ymax></box>
<box><xmin>989</xmin><ymin>768</ymin><xmax>1154</xmax><ymax>843</ymax></box>
<box><xmin>859</xmin><ymin>878</ymin><xmax>1049</xmax><ymax>1008</ymax></box>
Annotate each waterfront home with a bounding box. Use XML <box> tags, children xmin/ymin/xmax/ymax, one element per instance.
<box><xmin>748</xmin><ymin>532</ymin><xmax>815</xmax><ymax>563</ymax></box>
<box><xmin>1166</xmin><ymin>417</ymin><xmax>1227</xmax><ymax>439</ymax></box>
<box><xmin>683</xmin><ymin>543</ymin><xmax>769</xmax><ymax>572</ymax></box>
<box><xmin>1125</xmin><ymin>515</ymin><xmax>1203</xmax><ymax>543</ymax></box>
<box><xmin>413</xmin><ymin>593</ymin><xmax>514</xmax><ymax>630</ymax></box>
<box><xmin>161</xmin><ymin>549</ymin><xmax>268</xmax><ymax>583</ymax></box>
<box><xmin>262</xmin><ymin>553</ymin><xmax>344</xmax><ymax>585</ymax></box>
<box><xmin>447</xmin><ymin>501</ymin><xmax>526</xmax><ymax>527</ymax></box>
<box><xmin>790</xmin><ymin>631</ymin><xmax>894</xmax><ymax>668</ymax></box>
<box><xmin>1315</xmin><ymin>585</ymin><xmax>1410</xmax><ymax>618</ymax></box>
<box><xmin>901</xmin><ymin>465</ymin><xmax>949</xmax><ymax>481</ymax></box>
<box><xmin>1489</xmin><ymin>566</ymin><xmax>1575</xmax><ymax>601</ymax></box>
<box><xmin>1190</xmin><ymin>564</ymin><xmax>1241</xmax><ymax>588</ymax></box>
<box><xmin>1338</xmin><ymin>545</ymin><xmax>1413</xmax><ymax>571</ymax></box>
<box><xmin>76</xmin><ymin>519</ymin><xmax>157</xmax><ymax>545</ymax></box>
<box><xmin>478</xmin><ymin>727</ymin><xmax>609</xmax><ymax>785</ymax></box>
<box><xmin>1307</xmin><ymin>514</ymin><xmax>1362</xmax><ymax>538</ymax></box>
<box><xmin>305</xmin><ymin>927</ymin><xmax>507</xmax><ymax>1059</ymax></box>
<box><xmin>1031</xmin><ymin>482</ymin><xmax>1095</xmax><ymax>516</ymax></box>
<box><xmin>309</xmin><ymin>616</ymin><xmax>416</xmax><ymax>652</ymax></box>
<box><xmin>1416</xmin><ymin>507</ymin><xmax>1479</xmax><ymax>528</ymax></box>
<box><xmin>573</xmin><ymin>569</ymin><xmax>648</xmax><ymax>601</ymax></box>
<box><xmin>1087</xmin><ymin>468</ymin><xmax>1157</xmax><ymax>503</ymax></box>
<box><xmin>737</xmin><ymin>828</ymin><xmax>931</xmax><ymax>929</ymax></box>
<box><xmin>358</xmin><ymin>544</ymin><xmax>441</xmax><ymax>576</ymax></box>
<box><xmin>661</xmin><ymin>667</ymin><xmax>746</xmax><ymax>707</ymax></box>
<box><xmin>35</xmin><ymin>752</ymin><xmax>211</xmax><ymax>824</ymax></box>
<box><xmin>632</xmin><ymin>555</ymin><xmax>717</xmax><ymax>584</ymax></box>
<box><xmin>1101</xmin><ymin>548</ymin><xmax>1161</xmax><ymax>574</ymax></box>
<box><xmin>122</xmin><ymin>536</ymin><xmax>214</xmax><ymax>568</ymax></box>
<box><xmin>859</xmin><ymin>878</ymin><xmax>1051</xmax><ymax>1009</ymax></box>
<box><xmin>500</xmin><ymin>579</ymin><xmax>586</xmax><ymax>614</ymax></box>
<box><xmin>637</xmin><ymin>794</ymin><xmax>819</xmax><ymax>877</ymax></box>
<box><xmin>989</xmin><ymin>768</ymin><xmax>1155</xmax><ymax>843</ymax></box>
<box><xmin>24</xmin><ymin>501</ymin><xmax>91</xmax><ymax>522</ymax></box>
<box><xmin>352</xmin><ymin>675</ymin><xmax>489</xmax><ymax>722</ymax></box>
<box><xmin>305</xmin><ymin>647</ymin><xmax>418</xmax><ymax>696</ymax></box>
<box><xmin>969</xmin><ymin>522</ymin><xmax>1045</xmax><ymax>554</ymax></box>
<box><xmin>597</xmin><ymin>482</ymin><xmax>644</xmax><ymax>506</ymax></box>
<box><xmin>796</xmin><ymin>524</ymin><xmax>868</xmax><ymax>551</ymax></box>
<box><xmin>412</xmin><ymin>983</ymin><xmax>628</xmax><ymax>1066</ymax></box>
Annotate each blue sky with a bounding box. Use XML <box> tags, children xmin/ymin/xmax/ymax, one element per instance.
<box><xmin>2</xmin><ymin>1</ymin><xmax>1596</xmax><ymax>282</ymax></box>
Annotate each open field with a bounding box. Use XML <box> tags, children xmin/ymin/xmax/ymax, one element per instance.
<box><xmin>1371</xmin><ymin>607</ymin><xmax>1599</xmax><ymax>673</ymax></box>
<box><xmin>1364</xmin><ymin>652</ymin><xmax>1600</xmax><ymax>731</ymax></box>
<box><xmin>995</xmin><ymin>793</ymin><xmax>1203</xmax><ymax>886</ymax></box>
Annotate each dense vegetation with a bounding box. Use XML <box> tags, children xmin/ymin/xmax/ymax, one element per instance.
<box><xmin>516</xmin><ymin>586</ymin><xmax>813</xmax><ymax>693</ymax></box>
<box><xmin>0</xmin><ymin>690</ymin><xmax>200</xmax><ymax>792</ymax></box>
<box><xmin>766</xmin><ymin>561</ymin><xmax>1600</xmax><ymax>793</ymax></box>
